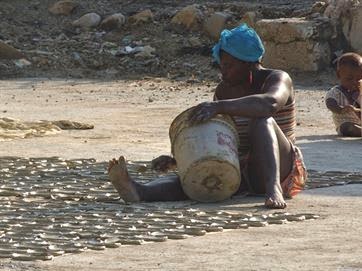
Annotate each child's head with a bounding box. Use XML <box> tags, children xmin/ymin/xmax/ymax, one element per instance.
<box><xmin>336</xmin><ymin>52</ymin><xmax>362</xmax><ymax>92</ymax></box>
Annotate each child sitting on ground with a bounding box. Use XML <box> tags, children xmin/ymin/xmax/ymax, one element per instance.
<box><xmin>325</xmin><ymin>52</ymin><xmax>361</xmax><ymax>137</ymax></box>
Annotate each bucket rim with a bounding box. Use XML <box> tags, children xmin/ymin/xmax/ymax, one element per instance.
<box><xmin>169</xmin><ymin>107</ymin><xmax>239</xmax><ymax>155</ymax></box>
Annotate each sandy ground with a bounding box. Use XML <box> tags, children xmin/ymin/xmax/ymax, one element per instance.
<box><xmin>0</xmin><ymin>78</ymin><xmax>361</xmax><ymax>270</ymax></box>
<box><xmin>1</xmin><ymin>78</ymin><xmax>361</xmax><ymax>171</ymax></box>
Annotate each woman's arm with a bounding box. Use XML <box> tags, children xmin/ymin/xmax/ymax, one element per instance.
<box><xmin>191</xmin><ymin>71</ymin><xmax>292</xmax><ymax>122</ymax></box>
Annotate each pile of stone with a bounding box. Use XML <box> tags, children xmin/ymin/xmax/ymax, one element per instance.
<box><xmin>45</xmin><ymin>1</ymin><xmax>362</xmax><ymax>72</ymax></box>
<box><xmin>1</xmin><ymin>0</ymin><xmax>362</xmax><ymax>78</ymax></box>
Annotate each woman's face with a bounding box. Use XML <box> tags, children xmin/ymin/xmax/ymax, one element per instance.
<box><xmin>220</xmin><ymin>51</ymin><xmax>250</xmax><ymax>85</ymax></box>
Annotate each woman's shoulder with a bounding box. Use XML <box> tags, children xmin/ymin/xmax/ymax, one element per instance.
<box><xmin>255</xmin><ymin>68</ymin><xmax>294</xmax><ymax>104</ymax></box>
<box><xmin>253</xmin><ymin>68</ymin><xmax>292</xmax><ymax>88</ymax></box>
<box><xmin>259</xmin><ymin>68</ymin><xmax>291</xmax><ymax>81</ymax></box>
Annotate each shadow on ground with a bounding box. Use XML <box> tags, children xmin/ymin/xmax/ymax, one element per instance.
<box><xmin>297</xmin><ymin>134</ymin><xmax>362</xmax><ymax>172</ymax></box>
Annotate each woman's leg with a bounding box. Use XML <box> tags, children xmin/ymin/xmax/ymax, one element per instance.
<box><xmin>247</xmin><ymin>117</ymin><xmax>294</xmax><ymax>209</ymax></box>
<box><xmin>108</xmin><ymin>156</ymin><xmax>188</xmax><ymax>202</ymax></box>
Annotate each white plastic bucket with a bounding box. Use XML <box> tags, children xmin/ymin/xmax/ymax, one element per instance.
<box><xmin>169</xmin><ymin>107</ymin><xmax>241</xmax><ymax>202</ymax></box>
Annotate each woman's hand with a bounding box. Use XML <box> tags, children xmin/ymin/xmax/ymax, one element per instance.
<box><xmin>151</xmin><ymin>155</ymin><xmax>177</xmax><ymax>172</ymax></box>
<box><xmin>189</xmin><ymin>102</ymin><xmax>220</xmax><ymax>124</ymax></box>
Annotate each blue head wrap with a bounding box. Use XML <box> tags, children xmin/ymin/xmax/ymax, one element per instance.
<box><xmin>212</xmin><ymin>24</ymin><xmax>265</xmax><ymax>64</ymax></box>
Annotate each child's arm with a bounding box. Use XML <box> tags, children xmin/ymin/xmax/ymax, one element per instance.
<box><xmin>326</xmin><ymin>98</ymin><xmax>361</xmax><ymax>118</ymax></box>
<box><xmin>326</xmin><ymin>98</ymin><xmax>343</xmax><ymax>113</ymax></box>
<box><xmin>151</xmin><ymin>155</ymin><xmax>177</xmax><ymax>172</ymax></box>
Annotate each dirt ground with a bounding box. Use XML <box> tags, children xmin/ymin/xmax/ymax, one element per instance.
<box><xmin>0</xmin><ymin>77</ymin><xmax>361</xmax><ymax>270</ymax></box>
<box><xmin>0</xmin><ymin>75</ymin><xmax>360</xmax><ymax>172</ymax></box>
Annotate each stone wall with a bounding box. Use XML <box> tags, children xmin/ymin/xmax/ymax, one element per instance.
<box><xmin>255</xmin><ymin>17</ymin><xmax>333</xmax><ymax>72</ymax></box>
<box><xmin>342</xmin><ymin>5</ymin><xmax>362</xmax><ymax>54</ymax></box>
<box><xmin>241</xmin><ymin>2</ymin><xmax>362</xmax><ymax>72</ymax></box>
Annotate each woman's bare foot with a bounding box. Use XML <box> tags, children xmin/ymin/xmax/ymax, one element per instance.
<box><xmin>108</xmin><ymin>156</ymin><xmax>141</xmax><ymax>203</ymax></box>
<box><xmin>265</xmin><ymin>184</ymin><xmax>287</xmax><ymax>209</ymax></box>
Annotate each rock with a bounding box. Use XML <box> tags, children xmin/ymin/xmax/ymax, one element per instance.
<box><xmin>135</xmin><ymin>45</ymin><xmax>156</xmax><ymax>58</ymax></box>
<box><xmin>324</xmin><ymin>0</ymin><xmax>360</xmax><ymax>38</ymax></box>
<box><xmin>262</xmin><ymin>40</ymin><xmax>331</xmax><ymax>71</ymax></box>
<box><xmin>115</xmin><ymin>45</ymin><xmax>155</xmax><ymax>58</ymax></box>
<box><xmin>51</xmin><ymin>120</ymin><xmax>94</xmax><ymax>130</ymax></box>
<box><xmin>188</xmin><ymin>36</ymin><xmax>203</xmax><ymax>47</ymax></box>
<box><xmin>100</xmin><ymin>13</ymin><xmax>126</xmax><ymax>31</ymax></box>
<box><xmin>324</xmin><ymin>0</ymin><xmax>359</xmax><ymax>21</ymax></box>
<box><xmin>0</xmin><ymin>41</ymin><xmax>24</xmax><ymax>59</ymax></box>
<box><xmin>14</xmin><ymin>58</ymin><xmax>31</xmax><ymax>68</ymax></box>
<box><xmin>99</xmin><ymin>42</ymin><xmax>118</xmax><ymax>55</ymax></box>
<box><xmin>203</xmin><ymin>12</ymin><xmax>231</xmax><ymax>40</ymax></box>
<box><xmin>129</xmin><ymin>9</ymin><xmax>154</xmax><ymax>24</ymax></box>
<box><xmin>240</xmin><ymin>11</ymin><xmax>262</xmax><ymax>29</ymax></box>
<box><xmin>121</xmin><ymin>35</ymin><xmax>134</xmax><ymax>45</ymax></box>
<box><xmin>342</xmin><ymin>5</ymin><xmax>362</xmax><ymax>53</ymax></box>
<box><xmin>256</xmin><ymin>17</ymin><xmax>332</xmax><ymax>43</ymax></box>
<box><xmin>183</xmin><ymin>62</ymin><xmax>196</xmax><ymax>68</ymax></box>
<box><xmin>103</xmin><ymin>31</ymin><xmax>123</xmax><ymax>42</ymax></box>
<box><xmin>32</xmin><ymin>56</ymin><xmax>50</xmax><ymax>67</ymax></box>
<box><xmin>72</xmin><ymin>13</ymin><xmax>101</xmax><ymax>29</ymax></box>
<box><xmin>256</xmin><ymin>18</ymin><xmax>333</xmax><ymax>71</ymax></box>
<box><xmin>171</xmin><ymin>5</ymin><xmax>203</xmax><ymax>30</ymax></box>
<box><xmin>49</xmin><ymin>0</ymin><xmax>78</xmax><ymax>16</ymax></box>
<box><xmin>311</xmin><ymin>1</ymin><xmax>328</xmax><ymax>14</ymax></box>
<box><xmin>71</xmin><ymin>52</ymin><xmax>84</xmax><ymax>66</ymax></box>
<box><xmin>116</xmin><ymin>46</ymin><xmax>141</xmax><ymax>56</ymax></box>
<box><xmin>0</xmin><ymin>118</ymin><xmax>61</xmax><ymax>140</ymax></box>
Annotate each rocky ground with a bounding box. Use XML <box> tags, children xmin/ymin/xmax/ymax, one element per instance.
<box><xmin>1</xmin><ymin>0</ymin><xmax>317</xmax><ymax>80</ymax></box>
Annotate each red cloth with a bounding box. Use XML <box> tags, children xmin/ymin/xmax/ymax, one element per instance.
<box><xmin>281</xmin><ymin>145</ymin><xmax>307</xmax><ymax>198</ymax></box>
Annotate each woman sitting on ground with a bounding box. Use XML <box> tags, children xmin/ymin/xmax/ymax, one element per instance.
<box><xmin>108</xmin><ymin>24</ymin><xmax>307</xmax><ymax>209</ymax></box>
